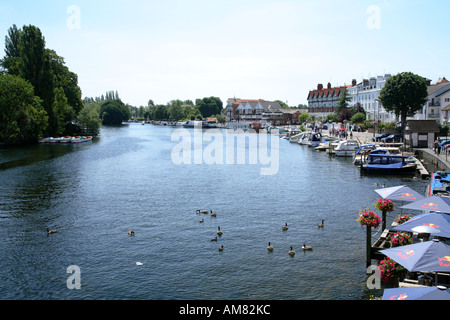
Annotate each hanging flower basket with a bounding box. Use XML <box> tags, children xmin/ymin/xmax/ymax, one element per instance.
<box><xmin>357</xmin><ymin>209</ymin><xmax>381</xmax><ymax>229</ymax></box>
<box><xmin>374</xmin><ymin>198</ymin><xmax>396</xmax><ymax>212</ymax></box>
<box><xmin>394</xmin><ymin>214</ymin><xmax>411</xmax><ymax>225</ymax></box>
<box><xmin>379</xmin><ymin>257</ymin><xmax>406</xmax><ymax>283</ymax></box>
<box><xmin>388</xmin><ymin>231</ymin><xmax>413</xmax><ymax>247</ymax></box>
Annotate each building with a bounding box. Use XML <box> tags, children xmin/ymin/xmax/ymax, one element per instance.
<box><xmin>224</xmin><ymin>98</ymin><xmax>266</xmax><ymax>121</ymax></box>
<box><xmin>405</xmin><ymin>120</ymin><xmax>440</xmax><ymax>148</ymax></box>
<box><xmin>307</xmin><ymin>83</ymin><xmax>351</xmax><ymax>119</ymax></box>
<box><xmin>347</xmin><ymin>74</ymin><xmax>395</xmax><ymax>123</ymax></box>
<box><xmin>421</xmin><ymin>78</ymin><xmax>450</xmax><ymax>124</ymax></box>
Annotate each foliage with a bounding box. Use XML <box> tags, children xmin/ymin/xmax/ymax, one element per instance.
<box><xmin>100</xmin><ymin>100</ymin><xmax>130</xmax><ymax>125</ymax></box>
<box><xmin>350</xmin><ymin>112</ymin><xmax>366</xmax><ymax>125</ymax></box>
<box><xmin>379</xmin><ymin>257</ymin><xmax>405</xmax><ymax>283</ymax></box>
<box><xmin>0</xmin><ymin>73</ymin><xmax>48</xmax><ymax>145</ymax></box>
<box><xmin>298</xmin><ymin>113</ymin><xmax>312</xmax><ymax>124</ymax></box>
<box><xmin>77</xmin><ymin>103</ymin><xmax>101</xmax><ymax>134</ymax></box>
<box><xmin>357</xmin><ymin>209</ymin><xmax>381</xmax><ymax>229</ymax></box>
<box><xmin>196</xmin><ymin>97</ymin><xmax>223</xmax><ymax>118</ymax></box>
<box><xmin>1</xmin><ymin>24</ymin><xmax>83</xmax><ymax>139</ymax></box>
<box><xmin>394</xmin><ymin>214</ymin><xmax>411</xmax><ymax>225</ymax></box>
<box><xmin>388</xmin><ymin>231</ymin><xmax>413</xmax><ymax>248</ymax></box>
<box><xmin>379</xmin><ymin>72</ymin><xmax>428</xmax><ymax>133</ymax></box>
<box><xmin>374</xmin><ymin>198</ymin><xmax>396</xmax><ymax>212</ymax></box>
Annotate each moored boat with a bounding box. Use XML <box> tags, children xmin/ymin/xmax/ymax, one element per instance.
<box><xmin>71</xmin><ymin>136</ymin><xmax>93</xmax><ymax>143</ymax></box>
<box><xmin>428</xmin><ymin>171</ymin><xmax>450</xmax><ymax>197</ymax></box>
<box><xmin>360</xmin><ymin>153</ymin><xmax>417</xmax><ymax>175</ymax></box>
<box><xmin>334</xmin><ymin>140</ymin><xmax>360</xmax><ymax>157</ymax></box>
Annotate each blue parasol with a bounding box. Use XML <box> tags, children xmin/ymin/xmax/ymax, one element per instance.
<box><xmin>382</xmin><ymin>286</ymin><xmax>450</xmax><ymax>300</ymax></box>
<box><xmin>393</xmin><ymin>212</ymin><xmax>450</xmax><ymax>239</ymax></box>
<box><xmin>380</xmin><ymin>239</ymin><xmax>450</xmax><ymax>273</ymax></box>
<box><xmin>400</xmin><ymin>195</ymin><xmax>450</xmax><ymax>214</ymax></box>
<box><xmin>375</xmin><ymin>185</ymin><xmax>425</xmax><ymax>202</ymax></box>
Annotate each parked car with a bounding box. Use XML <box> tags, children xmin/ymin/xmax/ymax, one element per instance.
<box><xmin>322</xmin><ymin>124</ymin><xmax>328</xmax><ymax>130</ymax></box>
<box><xmin>439</xmin><ymin>140</ymin><xmax>450</xmax><ymax>148</ymax></box>
<box><xmin>381</xmin><ymin>134</ymin><xmax>403</xmax><ymax>143</ymax></box>
<box><xmin>372</xmin><ymin>133</ymin><xmax>390</xmax><ymax>142</ymax></box>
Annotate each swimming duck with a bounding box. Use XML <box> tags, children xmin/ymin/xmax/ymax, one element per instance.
<box><xmin>210</xmin><ymin>237</ymin><xmax>218</xmax><ymax>242</ymax></box>
<box><xmin>288</xmin><ymin>246</ymin><xmax>295</xmax><ymax>257</ymax></box>
<box><xmin>217</xmin><ymin>226</ymin><xmax>223</xmax><ymax>236</ymax></box>
<box><xmin>267</xmin><ymin>242</ymin><xmax>274</xmax><ymax>252</ymax></box>
<box><xmin>128</xmin><ymin>230</ymin><xmax>135</xmax><ymax>236</ymax></box>
<box><xmin>219</xmin><ymin>246</ymin><xmax>224</xmax><ymax>252</ymax></box>
<box><xmin>199</xmin><ymin>219</ymin><xmax>204</xmax><ymax>223</ymax></box>
<box><xmin>302</xmin><ymin>244</ymin><xmax>313</xmax><ymax>251</ymax></box>
<box><xmin>210</xmin><ymin>210</ymin><xmax>216</xmax><ymax>217</ymax></box>
<box><xmin>318</xmin><ymin>220</ymin><xmax>325</xmax><ymax>228</ymax></box>
<box><xmin>282</xmin><ymin>223</ymin><xmax>289</xmax><ymax>231</ymax></box>
<box><xmin>196</xmin><ymin>210</ymin><xmax>208</xmax><ymax>214</ymax></box>
<box><xmin>47</xmin><ymin>228</ymin><xmax>59</xmax><ymax>235</ymax></box>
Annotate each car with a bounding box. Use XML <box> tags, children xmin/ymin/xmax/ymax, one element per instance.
<box><xmin>372</xmin><ymin>133</ymin><xmax>390</xmax><ymax>142</ymax></box>
<box><xmin>381</xmin><ymin>134</ymin><xmax>403</xmax><ymax>143</ymax></box>
<box><xmin>439</xmin><ymin>140</ymin><xmax>450</xmax><ymax>148</ymax></box>
<box><xmin>322</xmin><ymin>124</ymin><xmax>328</xmax><ymax>130</ymax></box>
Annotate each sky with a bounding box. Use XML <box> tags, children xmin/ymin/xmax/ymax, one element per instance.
<box><xmin>0</xmin><ymin>0</ymin><xmax>449</xmax><ymax>107</ymax></box>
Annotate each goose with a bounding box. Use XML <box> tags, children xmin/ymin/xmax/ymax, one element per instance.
<box><xmin>302</xmin><ymin>243</ymin><xmax>313</xmax><ymax>251</ymax></box>
<box><xmin>199</xmin><ymin>219</ymin><xmax>204</xmax><ymax>223</ymax></box>
<box><xmin>267</xmin><ymin>242</ymin><xmax>274</xmax><ymax>252</ymax></box>
<box><xmin>47</xmin><ymin>228</ymin><xmax>58</xmax><ymax>235</ymax></box>
<box><xmin>128</xmin><ymin>230</ymin><xmax>135</xmax><ymax>236</ymax></box>
<box><xmin>217</xmin><ymin>226</ymin><xmax>223</xmax><ymax>236</ymax></box>
<box><xmin>196</xmin><ymin>210</ymin><xmax>208</xmax><ymax>214</ymax></box>
<box><xmin>210</xmin><ymin>210</ymin><xmax>217</xmax><ymax>217</ymax></box>
<box><xmin>318</xmin><ymin>220</ymin><xmax>325</xmax><ymax>228</ymax></box>
<box><xmin>210</xmin><ymin>237</ymin><xmax>218</xmax><ymax>242</ymax></box>
<box><xmin>282</xmin><ymin>223</ymin><xmax>289</xmax><ymax>231</ymax></box>
<box><xmin>218</xmin><ymin>246</ymin><xmax>224</xmax><ymax>252</ymax></box>
<box><xmin>288</xmin><ymin>246</ymin><xmax>295</xmax><ymax>257</ymax></box>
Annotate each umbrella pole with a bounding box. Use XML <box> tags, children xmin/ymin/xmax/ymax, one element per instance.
<box><xmin>382</xmin><ymin>209</ymin><xmax>387</xmax><ymax>232</ymax></box>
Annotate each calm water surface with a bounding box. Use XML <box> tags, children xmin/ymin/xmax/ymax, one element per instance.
<box><xmin>0</xmin><ymin>125</ymin><xmax>429</xmax><ymax>300</ymax></box>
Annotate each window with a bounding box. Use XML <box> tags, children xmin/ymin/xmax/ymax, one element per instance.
<box><xmin>445</xmin><ymin>98</ymin><xmax>450</xmax><ymax>102</ymax></box>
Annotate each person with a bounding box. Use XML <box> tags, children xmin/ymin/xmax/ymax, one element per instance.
<box><xmin>434</xmin><ymin>139</ymin><xmax>439</xmax><ymax>154</ymax></box>
<box><xmin>438</xmin><ymin>143</ymin><xmax>442</xmax><ymax>155</ymax></box>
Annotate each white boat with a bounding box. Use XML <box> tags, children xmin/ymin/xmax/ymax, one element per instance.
<box><xmin>308</xmin><ymin>132</ymin><xmax>323</xmax><ymax>147</ymax></box>
<box><xmin>298</xmin><ymin>132</ymin><xmax>311</xmax><ymax>145</ymax></box>
<box><xmin>315</xmin><ymin>136</ymin><xmax>339</xmax><ymax>151</ymax></box>
<box><xmin>334</xmin><ymin>140</ymin><xmax>360</xmax><ymax>157</ymax></box>
<box><xmin>289</xmin><ymin>132</ymin><xmax>305</xmax><ymax>143</ymax></box>
<box><xmin>71</xmin><ymin>136</ymin><xmax>93</xmax><ymax>144</ymax></box>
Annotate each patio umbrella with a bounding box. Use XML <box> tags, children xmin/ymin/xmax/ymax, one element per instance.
<box><xmin>400</xmin><ymin>196</ymin><xmax>450</xmax><ymax>214</ymax></box>
<box><xmin>382</xmin><ymin>286</ymin><xmax>450</xmax><ymax>300</ymax></box>
<box><xmin>380</xmin><ymin>239</ymin><xmax>450</xmax><ymax>273</ymax></box>
<box><xmin>375</xmin><ymin>185</ymin><xmax>425</xmax><ymax>202</ymax></box>
<box><xmin>393</xmin><ymin>212</ymin><xmax>450</xmax><ymax>239</ymax></box>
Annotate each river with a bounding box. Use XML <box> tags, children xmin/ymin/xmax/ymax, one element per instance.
<box><xmin>0</xmin><ymin>124</ymin><xmax>429</xmax><ymax>300</ymax></box>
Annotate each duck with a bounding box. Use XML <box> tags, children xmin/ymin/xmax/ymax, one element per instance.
<box><xmin>218</xmin><ymin>246</ymin><xmax>224</xmax><ymax>252</ymax></box>
<box><xmin>196</xmin><ymin>210</ymin><xmax>208</xmax><ymax>214</ymax></box>
<box><xmin>46</xmin><ymin>228</ymin><xmax>59</xmax><ymax>235</ymax></box>
<box><xmin>267</xmin><ymin>242</ymin><xmax>274</xmax><ymax>252</ymax></box>
<box><xmin>128</xmin><ymin>230</ymin><xmax>135</xmax><ymax>236</ymax></box>
<box><xmin>288</xmin><ymin>246</ymin><xmax>295</xmax><ymax>257</ymax></box>
<box><xmin>282</xmin><ymin>223</ymin><xmax>289</xmax><ymax>231</ymax></box>
<box><xmin>210</xmin><ymin>210</ymin><xmax>216</xmax><ymax>217</ymax></box>
<box><xmin>217</xmin><ymin>226</ymin><xmax>223</xmax><ymax>236</ymax></box>
<box><xmin>210</xmin><ymin>237</ymin><xmax>218</xmax><ymax>242</ymax></box>
<box><xmin>302</xmin><ymin>243</ymin><xmax>313</xmax><ymax>251</ymax></box>
<box><xmin>318</xmin><ymin>220</ymin><xmax>325</xmax><ymax>228</ymax></box>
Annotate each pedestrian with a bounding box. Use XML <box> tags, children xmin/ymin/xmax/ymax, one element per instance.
<box><xmin>438</xmin><ymin>143</ymin><xmax>442</xmax><ymax>155</ymax></box>
<box><xmin>350</xmin><ymin>131</ymin><xmax>353</xmax><ymax>139</ymax></box>
<box><xmin>434</xmin><ymin>139</ymin><xmax>439</xmax><ymax>154</ymax></box>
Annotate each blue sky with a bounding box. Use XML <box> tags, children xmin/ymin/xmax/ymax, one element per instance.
<box><xmin>0</xmin><ymin>0</ymin><xmax>449</xmax><ymax>107</ymax></box>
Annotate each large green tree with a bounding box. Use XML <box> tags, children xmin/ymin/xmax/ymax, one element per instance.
<box><xmin>1</xmin><ymin>24</ymin><xmax>83</xmax><ymax>137</ymax></box>
<box><xmin>196</xmin><ymin>97</ymin><xmax>223</xmax><ymax>118</ymax></box>
<box><xmin>0</xmin><ymin>73</ymin><xmax>48</xmax><ymax>145</ymax></box>
<box><xmin>379</xmin><ymin>72</ymin><xmax>428</xmax><ymax>133</ymax></box>
<box><xmin>100</xmin><ymin>100</ymin><xmax>130</xmax><ymax>125</ymax></box>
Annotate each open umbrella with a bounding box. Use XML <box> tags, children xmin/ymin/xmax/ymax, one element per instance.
<box><xmin>382</xmin><ymin>286</ymin><xmax>450</xmax><ymax>300</ymax></box>
<box><xmin>375</xmin><ymin>185</ymin><xmax>425</xmax><ymax>202</ymax></box>
<box><xmin>380</xmin><ymin>239</ymin><xmax>450</xmax><ymax>273</ymax></box>
<box><xmin>400</xmin><ymin>196</ymin><xmax>450</xmax><ymax>214</ymax></box>
<box><xmin>393</xmin><ymin>212</ymin><xmax>450</xmax><ymax>239</ymax></box>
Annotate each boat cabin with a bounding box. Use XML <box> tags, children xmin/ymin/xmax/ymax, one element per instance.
<box><xmin>366</xmin><ymin>154</ymin><xmax>408</xmax><ymax>165</ymax></box>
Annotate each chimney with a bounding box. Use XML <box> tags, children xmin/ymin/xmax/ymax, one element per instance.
<box><xmin>352</xmin><ymin>79</ymin><xmax>357</xmax><ymax>86</ymax></box>
<box><xmin>327</xmin><ymin>83</ymin><xmax>332</xmax><ymax>89</ymax></box>
<box><xmin>317</xmin><ymin>84</ymin><xmax>323</xmax><ymax>91</ymax></box>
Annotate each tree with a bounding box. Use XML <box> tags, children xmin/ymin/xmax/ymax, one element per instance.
<box><xmin>350</xmin><ymin>112</ymin><xmax>366</xmax><ymax>125</ymax></box>
<box><xmin>335</xmin><ymin>88</ymin><xmax>352</xmax><ymax>117</ymax></box>
<box><xmin>275</xmin><ymin>100</ymin><xmax>289</xmax><ymax>109</ymax></box>
<box><xmin>196</xmin><ymin>97</ymin><xmax>223</xmax><ymax>118</ymax></box>
<box><xmin>298</xmin><ymin>113</ymin><xmax>312</xmax><ymax>124</ymax></box>
<box><xmin>379</xmin><ymin>72</ymin><xmax>428</xmax><ymax>133</ymax></box>
<box><xmin>78</xmin><ymin>103</ymin><xmax>101</xmax><ymax>134</ymax></box>
<box><xmin>0</xmin><ymin>74</ymin><xmax>48</xmax><ymax>145</ymax></box>
<box><xmin>100</xmin><ymin>100</ymin><xmax>130</xmax><ymax>125</ymax></box>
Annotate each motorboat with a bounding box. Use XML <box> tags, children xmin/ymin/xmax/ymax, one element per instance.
<box><xmin>334</xmin><ymin>140</ymin><xmax>360</xmax><ymax>157</ymax></box>
<box><xmin>307</xmin><ymin>132</ymin><xmax>323</xmax><ymax>147</ymax></box>
<box><xmin>315</xmin><ymin>136</ymin><xmax>339</xmax><ymax>151</ymax></box>
<box><xmin>298</xmin><ymin>132</ymin><xmax>311</xmax><ymax>145</ymax></box>
<box><xmin>288</xmin><ymin>132</ymin><xmax>305</xmax><ymax>143</ymax></box>
<box><xmin>428</xmin><ymin>171</ymin><xmax>450</xmax><ymax>197</ymax></box>
<box><xmin>360</xmin><ymin>153</ymin><xmax>417</xmax><ymax>175</ymax></box>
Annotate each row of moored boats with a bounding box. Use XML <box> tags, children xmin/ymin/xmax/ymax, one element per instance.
<box><xmin>38</xmin><ymin>136</ymin><xmax>93</xmax><ymax>144</ymax></box>
<box><xmin>284</xmin><ymin>131</ymin><xmax>418</xmax><ymax>175</ymax></box>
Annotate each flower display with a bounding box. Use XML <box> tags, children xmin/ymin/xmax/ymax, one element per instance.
<box><xmin>388</xmin><ymin>231</ymin><xmax>413</xmax><ymax>247</ymax></box>
<box><xmin>394</xmin><ymin>214</ymin><xmax>411</xmax><ymax>225</ymax></box>
<box><xmin>379</xmin><ymin>257</ymin><xmax>403</xmax><ymax>283</ymax></box>
<box><xmin>374</xmin><ymin>198</ymin><xmax>396</xmax><ymax>212</ymax></box>
<box><xmin>357</xmin><ymin>209</ymin><xmax>381</xmax><ymax>229</ymax></box>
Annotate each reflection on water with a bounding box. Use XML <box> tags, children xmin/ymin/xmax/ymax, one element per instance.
<box><xmin>0</xmin><ymin>125</ymin><xmax>429</xmax><ymax>300</ymax></box>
